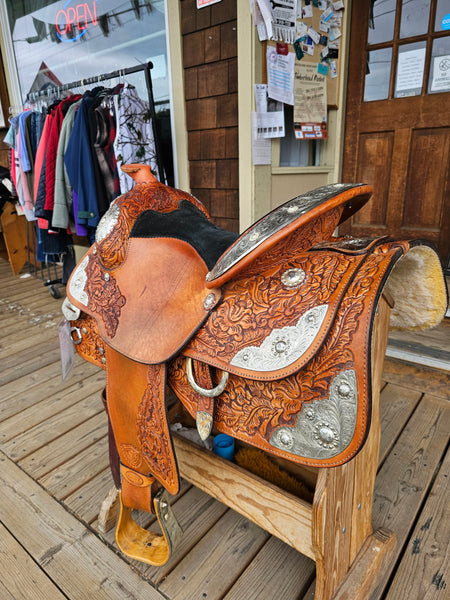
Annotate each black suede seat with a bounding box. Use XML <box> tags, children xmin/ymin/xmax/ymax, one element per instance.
<box><xmin>130</xmin><ymin>200</ymin><xmax>239</xmax><ymax>270</ymax></box>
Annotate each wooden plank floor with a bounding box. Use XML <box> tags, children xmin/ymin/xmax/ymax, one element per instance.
<box><xmin>0</xmin><ymin>257</ymin><xmax>448</xmax><ymax>600</ymax></box>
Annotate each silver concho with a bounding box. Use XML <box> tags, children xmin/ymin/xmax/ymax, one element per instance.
<box><xmin>204</xmin><ymin>293</ymin><xmax>216</xmax><ymax>310</ymax></box>
<box><xmin>68</xmin><ymin>255</ymin><xmax>89</xmax><ymax>306</ymax></box>
<box><xmin>62</xmin><ymin>297</ymin><xmax>81</xmax><ymax>321</ymax></box>
<box><xmin>230</xmin><ymin>304</ymin><xmax>328</xmax><ymax>371</ymax></box>
<box><xmin>281</xmin><ymin>268</ymin><xmax>306</xmax><ymax>288</ymax></box>
<box><xmin>207</xmin><ymin>183</ymin><xmax>358</xmax><ymax>283</ymax></box>
<box><xmin>270</xmin><ymin>369</ymin><xmax>358</xmax><ymax>460</ymax></box>
<box><xmin>95</xmin><ymin>203</ymin><xmax>120</xmax><ymax>243</ymax></box>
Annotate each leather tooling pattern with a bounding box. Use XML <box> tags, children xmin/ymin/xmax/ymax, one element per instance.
<box><xmin>186</xmin><ymin>249</ymin><xmax>355</xmax><ymax>363</ymax></box>
<box><xmin>231</xmin><ymin>207</ymin><xmax>342</xmax><ymax>280</ymax></box>
<box><xmin>137</xmin><ymin>364</ymin><xmax>178</xmax><ymax>493</ymax></box>
<box><xmin>84</xmin><ymin>255</ymin><xmax>126</xmax><ymax>338</ymax></box>
<box><xmin>72</xmin><ymin>313</ymin><xmax>106</xmax><ymax>369</ymax></box>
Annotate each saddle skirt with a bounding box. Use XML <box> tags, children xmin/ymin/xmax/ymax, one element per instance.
<box><xmin>63</xmin><ymin>164</ymin><xmax>447</xmax><ymax>566</ymax></box>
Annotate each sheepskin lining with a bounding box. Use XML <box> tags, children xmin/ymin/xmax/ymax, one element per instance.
<box><xmin>384</xmin><ymin>245</ymin><xmax>447</xmax><ymax>331</ymax></box>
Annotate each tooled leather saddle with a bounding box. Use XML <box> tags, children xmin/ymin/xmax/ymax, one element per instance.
<box><xmin>63</xmin><ymin>164</ymin><xmax>447</xmax><ymax>566</ymax></box>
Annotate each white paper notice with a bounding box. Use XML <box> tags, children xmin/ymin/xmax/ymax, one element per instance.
<box><xmin>431</xmin><ymin>54</ymin><xmax>450</xmax><ymax>92</ymax></box>
<box><xmin>59</xmin><ymin>319</ymin><xmax>75</xmax><ymax>381</ymax></box>
<box><xmin>254</xmin><ymin>84</ymin><xmax>285</xmax><ymax>138</ymax></box>
<box><xmin>271</xmin><ymin>0</ymin><xmax>298</xmax><ymax>43</ymax></box>
<box><xmin>395</xmin><ymin>48</ymin><xmax>426</xmax><ymax>95</ymax></box>
<box><xmin>252</xmin><ymin>112</ymin><xmax>272</xmax><ymax>164</ymax></box>
<box><xmin>267</xmin><ymin>46</ymin><xmax>295</xmax><ymax>105</ymax></box>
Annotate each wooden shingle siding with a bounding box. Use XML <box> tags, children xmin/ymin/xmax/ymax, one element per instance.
<box><xmin>181</xmin><ymin>0</ymin><xmax>239</xmax><ymax>233</ymax></box>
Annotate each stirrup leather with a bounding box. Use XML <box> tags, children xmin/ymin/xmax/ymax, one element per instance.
<box><xmin>115</xmin><ymin>488</ymin><xmax>183</xmax><ymax>566</ymax></box>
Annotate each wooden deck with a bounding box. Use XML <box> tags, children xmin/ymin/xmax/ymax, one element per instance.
<box><xmin>0</xmin><ymin>257</ymin><xmax>448</xmax><ymax>600</ymax></box>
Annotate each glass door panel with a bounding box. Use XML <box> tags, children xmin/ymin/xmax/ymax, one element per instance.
<box><xmin>364</xmin><ymin>48</ymin><xmax>393</xmax><ymax>101</ymax></box>
<box><xmin>400</xmin><ymin>0</ymin><xmax>431</xmax><ymax>38</ymax></box>
<box><xmin>394</xmin><ymin>41</ymin><xmax>427</xmax><ymax>97</ymax></box>
<box><xmin>364</xmin><ymin>0</ymin><xmax>450</xmax><ymax>100</ymax></box>
<box><xmin>435</xmin><ymin>0</ymin><xmax>450</xmax><ymax>31</ymax></box>
<box><xmin>429</xmin><ymin>36</ymin><xmax>450</xmax><ymax>92</ymax></box>
<box><xmin>368</xmin><ymin>0</ymin><xmax>396</xmax><ymax>44</ymax></box>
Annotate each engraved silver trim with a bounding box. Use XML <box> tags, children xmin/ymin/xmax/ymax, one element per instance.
<box><xmin>154</xmin><ymin>488</ymin><xmax>183</xmax><ymax>554</ymax></box>
<box><xmin>230</xmin><ymin>304</ymin><xmax>328</xmax><ymax>372</ymax></box>
<box><xmin>62</xmin><ymin>297</ymin><xmax>81</xmax><ymax>321</ymax></box>
<box><xmin>68</xmin><ymin>255</ymin><xmax>89</xmax><ymax>306</ymax></box>
<box><xmin>196</xmin><ymin>411</ymin><xmax>213</xmax><ymax>441</ymax></box>
<box><xmin>95</xmin><ymin>203</ymin><xmax>120</xmax><ymax>243</ymax></box>
<box><xmin>208</xmin><ymin>183</ymin><xmax>354</xmax><ymax>282</ymax></box>
<box><xmin>270</xmin><ymin>369</ymin><xmax>358</xmax><ymax>460</ymax></box>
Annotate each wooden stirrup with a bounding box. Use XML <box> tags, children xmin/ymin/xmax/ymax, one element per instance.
<box><xmin>115</xmin><ymin>488</ymin><xmax>183</xmax><ymax>566</ymax></box>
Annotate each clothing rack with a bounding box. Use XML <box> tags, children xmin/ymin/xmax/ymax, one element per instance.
<box><xmin>26</xmin><ymin>61</ymin><xmax>165</xmax><ymax>183</ymax></box>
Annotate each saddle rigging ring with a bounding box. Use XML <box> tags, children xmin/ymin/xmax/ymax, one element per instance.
<box><xmin>185</xmin><ymin>357</ymin><xmax>229</xmax><ymax>398</ymax></box>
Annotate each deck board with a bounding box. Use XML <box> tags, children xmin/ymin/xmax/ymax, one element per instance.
<box><xmin>0</xmin><ymin>258</ymin><xmax>448</xmax><ymax>600</ymax></box>
<box><xmin>0</xmin><ymin>454</ymin><xmax>167</xmax><ymax>600</ymax></box>
<box><xmin>1</xmin><ymin>393</ymin><xmax>105</xmax><ymax>461</ymax></box>
<box><xmin>0</xmin><ymin>523</ymin><xmax>67</xmax><ymax>600</ymax></box>
<box><xmin>18</xmin><ymin>412</ymin><xmax>108</xmax><ymax>479</ymax></box>
<box><xmin>385</xmin><ymin>448</ymin><xmax>449</xmax><ymax>600</ymax></box>
<box><xmin>158</xmin><ymin>510</ymin><xmax>270</xmax><ymax>600</ymax></box>
<box><xmin>370</xmin><ymin>394</ymin><xmax>450</xmax><ymax>599</ymax></box>
<box><xmin>223</xmin><ymin>536</ymin><xmax>315</xmax><ymax>599</ymax></box>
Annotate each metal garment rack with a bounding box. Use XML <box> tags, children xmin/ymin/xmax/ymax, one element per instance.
<box><xmin>22</xmin><ymin>62</ymin><xmax>164</xmax><ymax>296</ymax></box>
<box><xmin>26</xmin><ymin>61</ymin><xmax>165</xmax><ymax>182</ymax></box>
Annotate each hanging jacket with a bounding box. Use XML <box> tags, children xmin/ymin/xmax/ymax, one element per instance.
<box><xmin>64</xmin><ymin>92</ymin><xmax>102</xmax><ymax>227</ymax></box>
<box><xmin>52</xmin><ymin>99</ymin><xmax>82</xmax><ymax>229</ymax></box>
<box><xmin>44</xmin><ymin>95</ymin><xmax>81</xmax><ymax>212</ymax></box>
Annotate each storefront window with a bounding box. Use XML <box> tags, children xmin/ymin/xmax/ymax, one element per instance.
<box><xmin>2</xmin><ymin>0</ymin><xmax>173</xmax><ymax>182</ymax></box>
<box><xmin>3</xmin><ymin>0</ymin><xmax>169</xmax><ymax>106</ymax></box>
<box><xmin>279</xmin><ymin>104</ymin><xmax>319</xmax><ymax>167</ymax></box>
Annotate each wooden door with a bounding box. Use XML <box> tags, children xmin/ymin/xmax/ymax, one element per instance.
<box><xmin>342</xmin><ymin>0</ymin><xmax>450</xmax><ymax>268</ymax></box>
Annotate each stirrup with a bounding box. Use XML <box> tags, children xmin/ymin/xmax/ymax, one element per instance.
<box><xmin>115</xmin><ymin>488</ymin><xmax>183</xmax><ymax>566</ymax></box>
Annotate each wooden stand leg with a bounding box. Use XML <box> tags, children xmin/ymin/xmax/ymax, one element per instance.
<box><xmin>331</xmin><ymin>528</ymin><xmax>397</xmax><ymax>600</ymax></box>
<box><xmin>312</xmin><ymin>297</ymin><xmax>395</xmax><ymax>600</ymax></box>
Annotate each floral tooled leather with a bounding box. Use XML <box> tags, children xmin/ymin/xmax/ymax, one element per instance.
<box><xmin>169</xmin><ymin>243</ymin><xmax>403</xmax><ymax>468</ymax></box>
<box><xmin>71</xmin><ymin>313</ymin><xmax>105</xmax><ymax>369</ymax></box>
<box><xmin>183</xmin><ymin>248</ymin><xmax>362</xmax><ymax>375</ymax></box>
<box><xmin>84</xmin><ymin>254</ymin><xmax>126</xmax><ymax>338</ymax></box>
<box><xmin>235</xmin><ymin>207</ymin><xmax>343</xmax><ymax>280</ymax></box>
<box><xmin>137</xmin><ymin>364</ymin><xmax>179</xmax><ymax>494</ymax></box>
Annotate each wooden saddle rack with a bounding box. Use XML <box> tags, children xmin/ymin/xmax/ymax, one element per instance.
<box><xmin>62</xmin><ymin>164</ymin><xmax>447</xmax><ymax>599</ymax></box>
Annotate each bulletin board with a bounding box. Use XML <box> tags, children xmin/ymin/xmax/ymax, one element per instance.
<box><xmin>264</xmin><ymin>2</ymin><xmax>343</xmax><ymax>109</ymax></box>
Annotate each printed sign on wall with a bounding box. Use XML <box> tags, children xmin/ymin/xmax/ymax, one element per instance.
<box><xmin>197</xmin><ymin>0</ymin><xmax>222</xmax><ymax>8</ymax></box>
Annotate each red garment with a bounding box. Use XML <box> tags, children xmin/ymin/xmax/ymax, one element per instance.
<box><xmin>33</xmin><ymin>115</ymin><xmax>52</xmax><ymax>202</ymax></box>
<box><xmin>44</xmin><ymin>95</ymin><xmax>81</xmax><ymax>212</ymax></box>
<box><xmin>9</xmin><ymin>148</ymin><xmax>17</xmax><ymax>192</ymax></box>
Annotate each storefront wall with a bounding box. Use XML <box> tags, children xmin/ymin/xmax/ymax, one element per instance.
<box><xmin>0</xmin><ymin>0</ymin><xmax>351</xmax><ymax>240</ymax></box>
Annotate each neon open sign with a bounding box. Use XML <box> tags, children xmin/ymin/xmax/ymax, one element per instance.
<box><xmin>55</xmin><ymin>0</ymin><xmax>98</xmax><ymax>42</ymax></box>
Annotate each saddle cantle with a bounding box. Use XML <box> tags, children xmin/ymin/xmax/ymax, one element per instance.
<box><xmin>63</xmin><ymin>164</ymin><xmax>447</xmax><ymax>566</ymax></box>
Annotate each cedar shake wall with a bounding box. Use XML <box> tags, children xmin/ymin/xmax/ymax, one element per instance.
<box><xmin>0</xmin><ymin>54</ymin><xmax>10</xmax><ymax>169</ymax></box>
<box><xmin>180</xmin><ymin>0</ymin><xmax>239</xmax><ymax>233</ymax></box>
